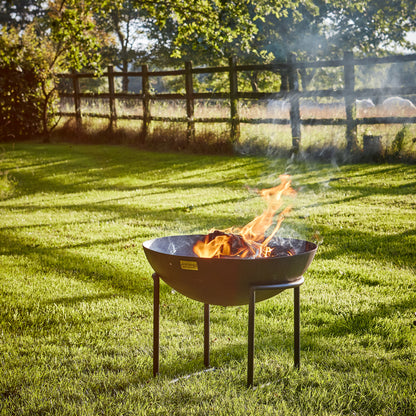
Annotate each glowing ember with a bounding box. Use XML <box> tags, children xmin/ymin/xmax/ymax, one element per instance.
<box><xmin>193</xmin><ymin>174</ymin><xmax>296</xmax><ymax>258</ymax></box>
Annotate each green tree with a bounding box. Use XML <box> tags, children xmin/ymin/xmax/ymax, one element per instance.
<box><xmin>0</xmin><ymin>0</ymin><xmax>107</xmax><ymax>139</ymax></box>
<box><xmin>96</xmin><ymin>0</ymin><xmax>150</xmax><ymax>92</ymax></box>
<box><xmin>130</xmin><ymin>0</ymin><xmax>416</xmax><ymax>91</ymax></box>
<box><xmin>325</xmin><ymin>0</ymin><xmax>416</xmax><ymax>55</ymax></box>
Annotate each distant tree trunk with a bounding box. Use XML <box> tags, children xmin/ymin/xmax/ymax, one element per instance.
<box><xmin>41</xmin><ymin>95</ymin><xmax>50</xmax><ymax>142</ymax></box>
<box><xmin>280</xmin><ymin>70</ymin><xmax>289</xmax><ymax>92</ymax></box>
<box><xmin>113</xmin><ymin>11</ymin><xmax>130</xmax><ymax>94</ymax></box>
<box><xmin>248</xmin><ymin>71</ymin><xmax>259</xmax><ymax>93</ymax></box>
<box><xmin>122</xmin><ymin>58</ymin><xmax>129</xmax><ymax>93</ymax></box>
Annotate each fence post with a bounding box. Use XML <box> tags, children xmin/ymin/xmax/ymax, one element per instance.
<box><xmin>229</xmin><ymin>56</ymin><xmax>240</xmax><ymax>143</ymax></box>
<box><xmin>288</xmin><ymin>53</ymin><xmax>301</xmax><ymax>153</ymax></box>
<box><xmin>108</xmin><ymin>65</ymin><xmax>117</xmax><ymax>131</ymax></box>
<box><xmin>185</xmin><ymin>61</ymin><xmax>195</xmax><ymax>143</ymax></box>
<box><xmin>343</xmin><ymin>51</ymin><xmax>357</xmax><ymax>153</ymax></box>
<box><xmin>72</xmin><ymin>71</ymin><xmax>82</xmax><ymax>131</ymax></box>
<box><xmin>141</xmin><ymin>64</ymin><xmax>150</xmax><ymax>143</ymax></box>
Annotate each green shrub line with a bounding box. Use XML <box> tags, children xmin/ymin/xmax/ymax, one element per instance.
<box><xmin>0</xmin><ymin>142</ymin><xmax>415</xmax><ymax>415</ymax></box>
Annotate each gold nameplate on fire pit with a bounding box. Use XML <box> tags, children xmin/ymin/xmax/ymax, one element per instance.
<box><xmin>180</xmin><ymin>260</ymin><xmax>198</xmax><ymax>271</ymax></box>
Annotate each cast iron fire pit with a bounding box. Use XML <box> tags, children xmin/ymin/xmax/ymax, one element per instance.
<box><xmin>143</xmin><ymin>234</ymin><xmax>317</xmax><ymax>386</ymax></box>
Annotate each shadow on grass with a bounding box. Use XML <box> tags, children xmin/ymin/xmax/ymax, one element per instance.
<box><xmin>43</xmin><ymin>293</ymin><xmax>122</xmax><ymax>306</ymax></box>
<box><xmin>1</xmin><ymin>190</ymin><xmax>254</xmax><ymax>226</ymax></box>
<box><xmin>3</xmin><ymin>145</ymin><xmax>269</xmax><ymax>197</ymax></box>
<box><xmin>0</xmin><ymin>231</ymin><xmax>152</xmax><ymax>293</ymax></box>
<box><xmin>304</xmin><ymin>295</ymin><xmax>415</xmax><ymax>343</ymax></box>
<box><xmin>317</xmin><ymin>226</ymin><xmax>416</xmax><ymax>268</ymax></box>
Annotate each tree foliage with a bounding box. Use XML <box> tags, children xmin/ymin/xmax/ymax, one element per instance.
<box><xmin>123</xmin><ymin>0</ymin><xmax>416</xmax><ymax>66</ymax></box>
<box><xmin>132</xmin><ymin>0</ymin><xmax>313</xmax><ymax>61</ymax></box>
<box><xmin>326</xmin><ymin>0</ymin><xmax>416</xmax><ymax>55</ymax></box>
<box><xmin>0</xmin><ymin>0</ymin><xmax>107</xmax><ymax>139</ymax></box>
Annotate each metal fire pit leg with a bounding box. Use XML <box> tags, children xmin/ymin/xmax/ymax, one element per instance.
<box><xmin>294</xmin><ymin>286</ymin><xmax>300</xmax><ymax>369</ymax></box>
<box><xmin>247</xmin><ymin>288</ymin><xmax>256</xmax><ymax>387</ymax></box>
<box><xmin>247</xmin><ymin>278</ymin><xmax>304</xmax><ymax>387</ymax></box>
<box><xmin>204</xmin><ymin>304</ymin><xmax>210</xmax><ymax>367</ymax></box>
<box><xmin>152</xmin><ymin>273</ymin><xmax>160</xmax><ymax>377</ymax></box>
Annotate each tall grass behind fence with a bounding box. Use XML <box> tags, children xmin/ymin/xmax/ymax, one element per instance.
<box><xmin>58</xmin><ymin>52</ymin><xmax>416</xmax><ymax>153</ymax></box>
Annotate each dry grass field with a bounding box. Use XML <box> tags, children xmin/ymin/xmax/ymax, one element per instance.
<box><xmin>56</xmin><ymin>97</ymin><xmax>416</xmax><ymax>159</ymax></box>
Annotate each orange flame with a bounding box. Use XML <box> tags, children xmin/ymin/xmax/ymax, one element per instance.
<box><xmin>193</xmin><ymin>174</ymin><xmax>296</xmax><ymax>258</ymax></box>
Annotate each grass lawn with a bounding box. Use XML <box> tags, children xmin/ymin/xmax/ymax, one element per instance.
<box><xmin>0</xmin><ymin>142</ymin><xmax>415</xmax><ymax>415</ymax></box>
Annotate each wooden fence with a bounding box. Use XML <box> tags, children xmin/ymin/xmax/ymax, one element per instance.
<box><xmin>58</xmin><ymin>51</ymin><xmax>416</xmax><ymax>152</ymax></box>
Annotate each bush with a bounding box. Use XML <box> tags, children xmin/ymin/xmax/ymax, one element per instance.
<box><xmin>0</xmin><ymin>67</ymin><xmax>44</xmax><ymax>140</ymax></box>
<box><xmin>390</xmin><ymin>125</ymin><xmax>409</xmax><ymax>156</ymax></box>
<box><xmin>0</xmin><ymin>26</ymin><xmax>59</xmax><ymax>141</ymax></box>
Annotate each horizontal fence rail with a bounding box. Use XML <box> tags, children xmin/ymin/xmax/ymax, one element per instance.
<box><xmin>57</xmin><ymin>52</ymin><xmax>416</xmax><ymax>152</ymax></box>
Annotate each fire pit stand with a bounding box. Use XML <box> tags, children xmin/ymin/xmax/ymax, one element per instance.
<box><xmin>152</xmin><ymin>273</ymin><xmax>304</xmax><ymax>387</ymax></box>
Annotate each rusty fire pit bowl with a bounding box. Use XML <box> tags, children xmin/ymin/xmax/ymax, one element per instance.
<box><xmin>143</xmin><ymin>235</ymin><xmax>317</xmax><ymax>306</ymax></box>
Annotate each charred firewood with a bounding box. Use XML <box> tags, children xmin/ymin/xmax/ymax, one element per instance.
<box><xmin>207</xmin><ymin>230</ymin><xmax>251</xmax><ymax>256</ymax></box>
<box><xmin>206</xmin><ymin>230</ymin><xmax>229</xmax><ymax>242</ymax></box>
<box><xmin>270</xmin><ymin>246</ymin><xmax>296</xmax><ymax>257</ymax></box>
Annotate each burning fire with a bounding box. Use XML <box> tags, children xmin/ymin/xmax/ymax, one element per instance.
<box><xmin>193</xmin><ymin>174</ymin><xmax>296</xmax><ymax>258</ymax></box>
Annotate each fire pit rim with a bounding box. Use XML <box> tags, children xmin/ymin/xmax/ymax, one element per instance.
<box><xmin>142</xmin><ymin>234</ymin><xmax>317</xmax><ymax>260</ymax></box>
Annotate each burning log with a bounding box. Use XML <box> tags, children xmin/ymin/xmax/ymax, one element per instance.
<box><xmin>206</xmin><ymin>230</ymin><xmax>248</xmax><ymax>252</ymax></box>
<box><xmin>269</xmin><ymin>246</ymin><xmax>296</xmax><ymax>257</ymax></box>
<box><xmin>202</xmin><ymin>230</ymin><xmax>295</xmax><ymax>258</ymax></box>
